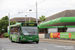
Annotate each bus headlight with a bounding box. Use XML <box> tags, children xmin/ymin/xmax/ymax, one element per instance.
<box><xmin>23</xmin><ymin>38</ymin><xmax>26</xmax><ymax>39</ymax></box>
<box><xmin>35</xmin><ymin>38</ymin><xmax>38</xmax><ymax>39</ymax></box>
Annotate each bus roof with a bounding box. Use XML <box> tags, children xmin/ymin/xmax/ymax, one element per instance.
<box><xmin>9</xmin><ymin>23</ymin><xmax>21</xmax><ymax>27</ymax></box>
<box><xmin>9</xmin><ymin>22</ymin><xmax>37</xmax><ymax>27</ymax></box>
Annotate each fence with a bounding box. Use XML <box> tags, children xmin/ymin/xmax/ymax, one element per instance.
<box><xmin>39</xmin><ymin>32</ymin><xmax>75</xmax><ymax>40</ymax></box>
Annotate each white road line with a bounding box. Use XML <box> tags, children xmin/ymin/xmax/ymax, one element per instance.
<box><xmin>1</xmin><ymin>48</ymin><xmax>5</xmax><ymax>50</ymax></box>
<box><xmin>39</xmin><ymin>47</ymin><xmax>47</xmax><ymax>50</ymax></box>
<box><xmin>23</xmin><ymin>45</ymin><xmax>34</xmax><ymax>47</ymax></box>
<box><xmin>29</xmin><ymin>46</ymin><xmax>33</xmax><ymax>47</ymax></box>
<box><xmin>5</xmin><ymin>48</ymin><xmax>44</xmax><ymax>50</ymax></box>
<box><xmin>44</xmin><ymin>49</ymin><xmax>47</xmax><ymax>50</ymax></box>
<box><xmin>55</xmin><ymin>45</ymin><xmax>75</xmax><ymax>49</ymax></box>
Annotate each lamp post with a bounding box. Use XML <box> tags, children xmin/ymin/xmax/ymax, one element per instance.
<box><xmin>25</xmin><ymin>15</ymin><xmax>27</xmax><ymax>23</ymax></box>
<box><xmin>36</xmin><ymin>0</ymin><xmax>45</xmax><ymax>24</ymax></box>
<box><xmin>8</xmin><ymin>13</ymin><xmax>10</xmax><ymax>34</ymax></box>
<box><xmin>29</xmin><ymin>9</ymin><xmax>32</xmax><ymax>23</ymax></box>
<box><xmin>8</xmin><ymin>13</ymin><xmax>10</xmax><ymax>27</ymax></box>
<box><xmin>36</xmin><ymin>2</ymin><xmax>38</xmax><ymax>24</ymax></box>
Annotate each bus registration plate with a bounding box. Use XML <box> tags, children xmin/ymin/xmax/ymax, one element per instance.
<box><xmin>28</xmin><ymin>40</ymin><xmax>33</xmax><ymax>42</ymax></box>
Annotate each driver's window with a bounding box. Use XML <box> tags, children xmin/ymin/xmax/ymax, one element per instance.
<box><xmin>10</xmin><ymin>26</ymin><xmax>18</xmax><ymax>35</ymax></box>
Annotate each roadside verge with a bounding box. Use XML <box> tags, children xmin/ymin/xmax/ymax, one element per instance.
<box><xmin>40</xmin><ymin>38</ymin><xmax>75</xmax><ymax>44</ymax></box>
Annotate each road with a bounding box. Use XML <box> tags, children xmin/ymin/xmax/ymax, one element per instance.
<box><xmin>0</xmin><ymin>38</ymin><xmax>75</xmax><ymax>50</ymax></box>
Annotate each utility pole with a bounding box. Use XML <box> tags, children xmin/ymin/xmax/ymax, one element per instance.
<box><xmin>36</xmin><ymin>2</ymin><xmax>38</xmax><ymax>24</ymax></box>
<box><xmin>25</xmin><ymin>15</ymin><xmax>27</xmax><ymax>23</ymax></box>
<box><xmin>8</xmin><ymin>13</ymin><xmax>10</xmax><ymax>27</ymax></box>
<box><xmin>36</xmin><ymin>0</ymin><xmax>45</xmax><ymax>24</ymax></box>
<box><xmin>8</xmin><ymin>13</ymin><xmax>10</xmax><ymax>34</ymax></box>
<box><xmin>29</xmin><ymin>9</ymin><xmax>32</xmax><ymax>23</ymax></box>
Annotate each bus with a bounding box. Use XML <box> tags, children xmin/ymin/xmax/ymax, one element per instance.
<box><xmin>8</xmin><ymin>23</ymin><xmax>39</xmax><ymax>43</ymax></box>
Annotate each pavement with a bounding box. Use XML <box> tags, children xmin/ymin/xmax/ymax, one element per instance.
<box><xmin>40</xmin><ymin>38</ymin><xmax>75</xmax><ymax>44</ymax></box>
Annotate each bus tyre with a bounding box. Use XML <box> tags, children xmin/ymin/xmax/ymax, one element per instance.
<box><xmin>19</xmin><ymin>38</ymin><xmax>22</xmax><ymax>43</ymax></box>
<box><xmin>11</xmin><ymin>38</ymin><xmax>14</xmax><ymax>42</ymax></box>
<box><xmin>36</xmin><ymin>41</ymin><xmax>39</xmax><ymax>44</ymax></box>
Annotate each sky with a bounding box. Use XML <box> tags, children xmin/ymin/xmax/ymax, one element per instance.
<box><xmin>0</xmin><ymin>0</ymin><xmax>75</xmax><ymax>19</ymax></box>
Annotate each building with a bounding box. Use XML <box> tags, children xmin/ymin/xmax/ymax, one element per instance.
<box><xmin>45</xmin><ymin>10</ymin><xmax>75</xmax><ymax>22</ymax></box>
<box><xmin>39</xmin><ymin>10</ymin><xmax>75</xmax><ymax>34</ymax></box>
<box><xmin>10</xmin><ymin>17</ymin><xmax>41</xmax><ymax>23</ymax></box>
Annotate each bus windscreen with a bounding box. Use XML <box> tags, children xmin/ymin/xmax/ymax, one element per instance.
<box><xmin>22</xmin><ymin>27</ymin><xmax>38</xmax><ymax>35</ymax></box>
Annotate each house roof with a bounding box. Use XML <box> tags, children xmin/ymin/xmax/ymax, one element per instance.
<box><xmin>10</xmin><ymin>17</ymin><xmax>41</xmax><ymax>22</ymax></box>
<box><xmin>45</xmin><ymin>10</ymin><xmax>75</xmax><ymax>22</ymax></box>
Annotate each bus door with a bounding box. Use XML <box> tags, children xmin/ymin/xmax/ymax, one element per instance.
<box><xmin>16</xmin><ymin>26</ymin><xmax>21</xmax><ymax>42</ymax></box>
<box><xmin>11</xmin><ymin>26</ymin><xmax>20</xmax><ymax>41</ymax></box>
<box><xmin>10</xmin><ymin>27</ymin><xmax>17</xmax><ymax>41</ymax></box>
<box><xmin>13</xmin><ymin>32</ymin><xmax>16</xmax><ymax>41</ymax></box>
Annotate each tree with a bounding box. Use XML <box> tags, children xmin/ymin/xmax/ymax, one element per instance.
<box><xmin>1</xmin><ymin>16</ymin><xmax>8</xmax><ymax>20</ymax></box>
<box><xmin>26</xmin><ymin>19</ymin><xmax>35</xmax><ymax>23</ymax></box>
<box><xmin>0</xmin><ymin>16</ymin><xmax>16</xmax><ymax>33</ymax></box>
<box><xmin>0</xmin><ymin>16</ymin><xmax>9</xmax><ymax>33</ymax></box>
<box><xmin>39</xmin><ymin>15</ymin><xmax>46</xmax><ymax>22</ymax></box>
<box><xmin>10</xmin><ymin>21</ymin><xmax>17</xmax><ymax>25</ymax></box>
<box><xmin>39</xmin><ymin>15</ymin><xmax>46</xmax><ymax>33</ymax></box>
<box><xmin>38</xmin><ymin>28</ymin><xmax>45</xmax><ymax>32</ymax></box>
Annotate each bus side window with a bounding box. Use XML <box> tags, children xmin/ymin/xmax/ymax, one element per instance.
<box><xmin>18</xmin><ymin>26</ymin><xmax>21</xmax><ymax>31</ymax></box>
<box><xmin>18</xmin><ymin>26</ymin><xmax>22</xmax><ymax>35</ymax></box>
<box><xmin>10</xmin><ymin>27</ymin><xmax>18</xmax><ymax>34</ymax></box>
<box><xmin>10</xmin><ymin>27</ymin><xmax>14</xmax><ymax>34</ymax></box>
<box><xmin>15</xmin><ymin>27</ymin><xmax>18</xmax><ymax>35</ymax></box>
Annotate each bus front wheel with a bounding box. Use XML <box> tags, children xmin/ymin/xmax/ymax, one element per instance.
<box><xmin>11</xmin><ymin>37</ymin><xmax>14</xmax><ymax>42</ymax></box>
<box><xmin>19</xmin><ymin>38</ymin><xmax>22</xmax><ymax>43</ymax></box>
<box><xmin>36</xmin><ymin>41</ymin><xmax>39</xmax><ymax>44</ymax></box>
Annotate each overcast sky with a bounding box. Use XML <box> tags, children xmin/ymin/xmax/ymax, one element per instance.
<box><xmin>0</xmin><ymin>0</ymin><xmax>75</xmax><ymax>19</ymax></box>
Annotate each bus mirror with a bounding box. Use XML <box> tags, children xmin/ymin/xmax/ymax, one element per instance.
<box><xmin>38</xmin><ymin>27</ymin><xmax>39</xmax><ymax>28</ymax></box>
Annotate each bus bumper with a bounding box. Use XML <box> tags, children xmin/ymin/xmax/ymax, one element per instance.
<box><xmin>21</xmin><ymin>39</ymin><xmax>39</xmax><ymax>42</ymax></box>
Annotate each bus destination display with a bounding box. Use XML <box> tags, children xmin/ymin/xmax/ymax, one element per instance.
<box><xmin>22</xmin><ymin>23</ymin><xmax>37</xmax><ymax>26</ymax></box>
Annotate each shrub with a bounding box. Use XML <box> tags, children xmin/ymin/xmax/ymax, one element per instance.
<box><xmin>3</xmin><ymin>33</ymin><xmax>9</xmax><ymax>38</ymax></box>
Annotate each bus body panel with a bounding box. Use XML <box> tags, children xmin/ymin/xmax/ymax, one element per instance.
<box><xmin>20</xmin><ymin>35</ymin><xmax>39</xmax><ymax>42</ymax></box>
<box><xmin>10</xmin><ymin>34</ymin><xmax>18</xmax><ymax>42</ymax></box>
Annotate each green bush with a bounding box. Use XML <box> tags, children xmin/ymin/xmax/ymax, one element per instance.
<box><xmin>3</xmin><ymin>33</ymin><xmax>9</xmax><ymax>38</ymax></box>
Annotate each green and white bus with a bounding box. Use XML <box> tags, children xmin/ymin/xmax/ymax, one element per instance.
<box><xmin>8</xmin><ymin>23</ymin><xmax>39</xmax><ymax>43</ymax></box>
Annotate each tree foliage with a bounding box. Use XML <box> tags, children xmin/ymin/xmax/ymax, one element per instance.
<box><xmin>26</xmin><ymin>19</ymin><xmax>35</xmax><ymax>23</ymax></box>
<box><xmin>0</xmin><ymin>16</ymin><xmax>16</xmax><ymax>33</ymax></box>
<box><xmin>38</xmin><ymin>28</ymin><xmax>44</xmax><ymax>32</ymax></box>
<box><xmin>1</xmin><ymin>16</ymin><xmax>8</xmax><ymax>20</ymax></box>
<box><xmin>39</xmin><ymin>15</ymin><xmax>46</xmax><ymax>32</ymax></box>
<box><xmin>39</xmin><ymin>15</ymin><xmax>46</xmax><ymax>22</ymax></box>
<box><xmin>3</xmin><ymin>33</ymin><xmax>9</xmax><ymax>38</ymax></box>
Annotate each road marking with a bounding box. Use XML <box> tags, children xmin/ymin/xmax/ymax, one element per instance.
<box><xmin>29</xmin><ymin>46</ymin><xmax>33</xmax><ymax>47</ymax></box>
<box><xmin>1</xmin><ymin>48</ymin><xmax>5</xmax><ymax>50</ymax></box>
<box><xmin>23</xmin><ymin>45</ymin><xmax>34</xmax><ymax>47</ymax></box>
<box><xmin>5</xmin><ymin>48</ymin><xmax>45</xmax><ymax>50</ymax></box>
<box><xmin>55</xmin><ymin>45</ymin><xmax>75</xmax><ymax>49</ymax></box>
<box><xmin>44</xmin><ymin>49</ymin><xmax>47</xmax><ymax>50</ymax></box>
<box><xmin>39</xmin><ymin>47</ymin><xmax>47</xmax><ymax>50</ymax></box>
